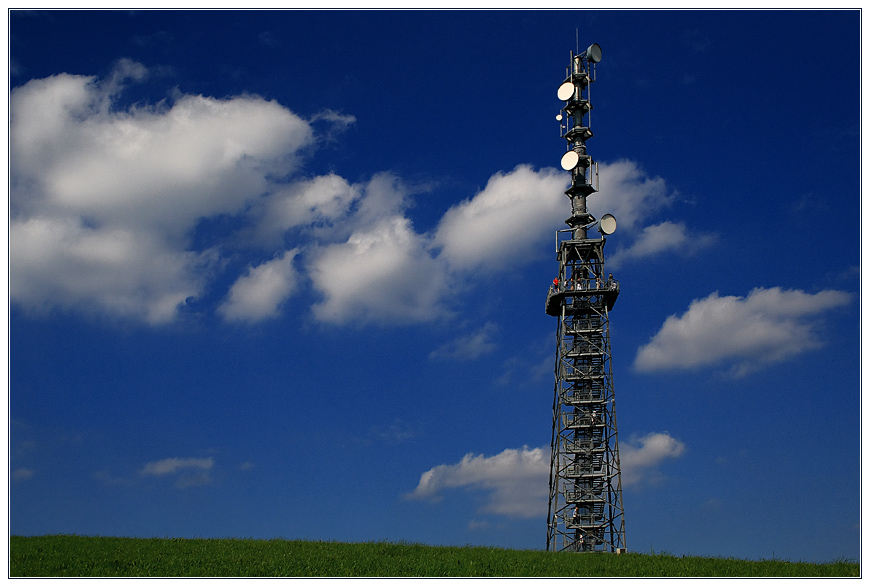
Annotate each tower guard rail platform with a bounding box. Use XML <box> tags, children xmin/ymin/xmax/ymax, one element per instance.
<box><xmin>545</xmin><ymin>279</ymin><xmax>619</xmax><ymax>316</ymax></box>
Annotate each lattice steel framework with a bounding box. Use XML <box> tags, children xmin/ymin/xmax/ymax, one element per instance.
<box><xmin>545</xmin><ymin>45</ymin><xmax>626</xmax><ymax>554</ymax></box>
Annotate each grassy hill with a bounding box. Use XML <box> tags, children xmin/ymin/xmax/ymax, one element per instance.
<box><xmin>10</xmin><ymin>535</ymin><xmax>859</xmax><ymax>577</ymax></box>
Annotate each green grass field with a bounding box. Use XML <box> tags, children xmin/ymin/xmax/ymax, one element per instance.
<box><xmin>9</xmin><ymin>535</ymin><xmax>859</xmax><ymax>577</ymax></box>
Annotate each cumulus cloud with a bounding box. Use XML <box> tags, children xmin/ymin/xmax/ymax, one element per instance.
<box><xmin>10</xmin><ymin>61</ymin><xmax>316</xmax><ymax>324</ymax></box>
<box><xmin>306</xmin><ymin>161</ymin><xmax>685</xmax><ymax>326</ymax></box>
<box><xmin>433</xmin><ymin>160</ymin><xmax>688</xmax><ymax>274</ymax></box>
<box><xmin>407</xmin><ymin>436</ymin><xmax>686</xmax><ymax>519</ymax></box>
<box><xmin>607</xmin><ymin>221</ymin><xmax>717</xmax><ymax>268</ymax></box>
<box><xmin>407</xmin><ymin>446</ymin><xmax>549</xmax><ymax>518</ymax></box>
<box><xmin>11</xmin><ymin>216</ymin><xmax>215</xmax><ymax>324</ymax></box>
<box><xmin>634</xmin><ymin>287</ymin><xmax>852</xmax><ymax>377</ymax></box>
<box><xmin>351</xmin><ymin>172</ymin><xmax>414</xmax><ymax>229</ymax></box>
<box><xmin>308</xmin><ymin>216</ymin><xmax>451</xmax><ymax>325</ymax></box>
<box><xmin>587</xmin><ymin>159</ymin><xmax>675</xmax><ymax>233</ymax></box>
<box><xmin>140</xmin><ymin>457</ymin><xmax>214</xmax><ymax>488</ymax></box>
<box><xmin>12</xmin><ymin>74</ymin><xmax>311</xmax><ymax>237</ymax></box>
<box><xmin>434</xmin><ymin>164</ymin><xmax>568</xmax><ymax>271</ymax></box>
<box><xmin>10</xmin><ymin>67</ymin><xmax>443</xmax><ymax>329</ymax></box>
<box><xmin>584</xmin><ymin>160</ymin><xmax>719</xmax><ymax>269</ymax></box>
<box><xmin>218</xmin><ymin>249</ymin><xmax>299</xmax><ymax>323</ymax></box>
<box><xmin>252</xmin><ymin>174</ymin><xmax>361</xmax><ymax>245</ymax></box>
<box><xmin>10</xmin><ymin>62</ymin><xmax>698</xmax><ymax>327</ymax></box>
<box><xmin>619</xmin><ymin>432</ymin><xmax>686</xmax><ymax>487</ymax></box>
<box><xmin>305</xmin><ymin>165</ymin><xmax>568</xmax><ymax>325</ymax></box>
<box><xmin>275</xmin><ymin>172</ymin><xmax>456</xmax><ymax>326</ymax></box>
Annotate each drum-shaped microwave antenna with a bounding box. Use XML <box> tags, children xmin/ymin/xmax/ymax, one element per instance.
<box><xmin>585</xmin><ymin>43</ymin><xmax>602</xmax><ymax>63</ymax></box>
<box><xmin>598</xmin><ymin>213</ymin><xmax>617</xmax><ymax>235</ymax></box>
<box><xmin>557</xmin><ymin>82</ymin><xmax>575</xmax><ymax>101</ymax></box>
<box><xmin>560</xmin><ymin>150</ymin><xmax>580</xmax><ymax>171</ymax></box>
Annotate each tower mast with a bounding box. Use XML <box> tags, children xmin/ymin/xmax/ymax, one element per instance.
<box><xmin>545</xmin><ymin>43</ymin><xmax>626</xmax><ymax>553</ymax></box>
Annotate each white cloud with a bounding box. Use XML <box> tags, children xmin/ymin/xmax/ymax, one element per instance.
<box><xmin>13</xmin><ymin>75</ymin><xmax>311</xmax><ymax>238</ymax></box>
<box><xmin>584</xmin><ymin>160</ymin><xmax>721</xmax><ymax>268</ymax></box>
<box><xmin>10</xmin><ymin>216</ymin><xmax>215</xmax><ymax>324</ymax></box>
<box><xmin>253</xmin><ymin>174</ymin><xmax>361</xmax><ymax>245</ymax></box>
<box><xmin>431</xmin><ymin>160</ymin><xmax>694</xmax><ymax>273</ymax></box>
<box><xmin>607</xmin><ymin>221</ymin><xmax>717</xmax><ymax>268</ymax></box>
<box><xmin>351</xmin><ymin>172</ymin><xmax>415</xmax><ymax>230</ymax></box>
<box><xmin>429</xmin><ymin>323</ymin><xmax>498</xmax><ymax>361</ymax></box>
<box><xmin>619</xmin><ymin>432</ymin><xmax>686</xmax><ymax>487</ymax></box>
<box><xmin>300</xmin><ymin>165</ymin><xmax>570</xmax><ymax>325</ymax></box>
<box><xmin>10</xmin><ymin>62</ymin><xmax>316</xmax><ymax>323</ymax></box>
<box><xmin>309</xmin><ymin>109</ymin><xmax>357</xmax><ymax>141</ymax></box>
<box><xmin>10</xmin><ymin>62</ymin><xmax>702</xmax><ymax>327</ymax></box>
<box><xmin>434</xmin><ymin>165</ymin><xmax>568</xmax><ymax>271</ymax></box>
<box><xmin>407</xmin><ymin>446</ymin><xmax>549</xmax><ymax>518</ymax></box>
<box><xmin>308</xmin><ymin>216</ymin><xmax>451</xmax><ymax>325</ymax></box>
<box><xmin>587</xmin><ymin>159</ymin><xmax>676</xmax><ymax>233</ymax></box>
<box><xmin>218</xmin><ymin>249</ymin><xmax>299</xmax><ymax>323</ymax></box>
<box><xmin>634</xmin><ymin>287</ymin><xmax>852</xmax><ymax>376</ymax></box>
<box><xmin>303</xmin><ymin>160</ymin><xmax>688</xmax><ymax>326</ymax></box>
<box><xmin>407</xmin><ymin>436</ymin><xmax>687</xmax><ymax>519</ymax></box>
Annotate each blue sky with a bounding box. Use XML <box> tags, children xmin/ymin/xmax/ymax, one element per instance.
<box><xmin>9</xmin><ymin>10</ymin><xmax>861</xmax><ymax>564</ymax></box>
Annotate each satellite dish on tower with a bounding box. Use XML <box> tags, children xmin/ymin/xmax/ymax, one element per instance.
<box><xmin>598</xmin><ymin>213</ymin><xmax>617</xmax><ymax>235</ymax></box>
<box><xmin>557</xmin><ymin>81</ymin><xmax>575</xmax><ymax>101</ymax></box>
<box><xmin>560</xmin><ymin>150</ymin><xmax>580</xmax><ymax>171</ymax></box>
<box><xmin>585</xmin><ymin>43</ymin><xmax>602</xmax><ymax>63</ymax></box>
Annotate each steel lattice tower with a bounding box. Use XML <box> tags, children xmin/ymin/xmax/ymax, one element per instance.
<box><xmin>545</xmin><ymin>44</ymin><xmax>626</xmax><ymax>554</ymax></box>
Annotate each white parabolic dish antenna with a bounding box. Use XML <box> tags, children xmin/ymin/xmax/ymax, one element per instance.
<box><xmin>557</xmin><ymin>81</ymin><xmax>575</xmax><ymax>101</ymax></box>
<box><xmin>560</xmin><ymin>150</ymin><xmax>580</xmax><ymax>171</ymax></box>
<box><xmin>586</xmin><ymin>43</ymin><xmax>602</xmax><ymax>63</ymax></box>
<box><xmin>599</xmin><ymin>213</ymin><xmax>617</xmax><ymax>235</ymax></box>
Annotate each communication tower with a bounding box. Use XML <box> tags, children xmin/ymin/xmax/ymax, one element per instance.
<box><xmin>545</xmin><ymin>43</ymin><xmax>626</xmax><ymax>553</ymax></box>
